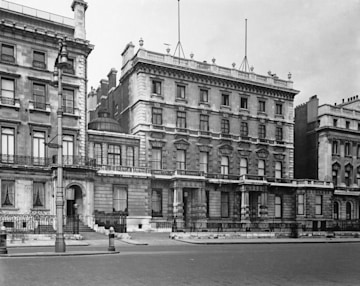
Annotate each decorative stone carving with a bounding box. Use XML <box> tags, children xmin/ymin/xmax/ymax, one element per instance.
<box><xmin>219</xmin><ymin>144</ymin><xmax>233</xmax><ymax>155</ymax></box>
<box><xmin>238</xmin><ymin>149</ymin><xmax>251</xmax><ymax>157</ymax></box>
<box><xmin>256</xmin><ymin>148</ymin><xmax>269</xmax><ymax>158</ymax></box>
<box><xmin>274</xmin><ymin>153</ymin><xmax>285</xmax><ymax>161</ymax></box>
<box><xmin>174</xmin><ymin>139</ymin><xmax>189</xmax><ymax>150</ymax></box>
<box><xmin>198</xmin><ymin>145</ymin><xmax>212</xmax><ymax>152</ymax></box>
<box><xmin>150</xmin><ymin>140</ymin><xmax>166</xmax><ymax>148</ymax></box>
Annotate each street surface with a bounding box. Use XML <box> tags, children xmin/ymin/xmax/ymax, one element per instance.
<box><xmin>1</xmin><ymin>243</ymin><xmax>360</xmax><ymax>286</ymax></box>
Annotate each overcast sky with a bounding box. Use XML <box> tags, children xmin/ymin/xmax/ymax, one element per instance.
<box><xmin>9</xmin><ymin>0</ymin><xmax>360</xmax><ymax>106</ymax></box>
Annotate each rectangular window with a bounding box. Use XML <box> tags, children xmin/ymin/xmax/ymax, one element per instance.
<box><xmin>240</xmin><ymin>122</ymin><xmax>248</xmax><ymax>137</ymax></box>
<box><xmin>94</xmin><ymin>143</ymin><xmax>102</xmax><ymax>165</ymax></box>
<box><xmin>275</xmin><ymin>196</ymin><xmax>282</xmax><ymax>218</ymax></box>
<box><xmin>64</xmin><ymin>58</ymin><xmax>74</xmax><ymax>74</ymax></box>
<box><xmin>176</xmin><ymin>85</ymin><xmax>185</xmax><ymax>99</ymax></box>
<box><xmin>221</xmin><ymin>156</ymin><xmax>229</xmax><ymax>175</ymax></box>
<box><xmin>152</xmin><ymin>107</ymin><xmax>163</xmax><ymax>125</ymax></box>
<box><xmin>200</xmin><ymin>152</ymin><xmax>208</xmax><ymax>173</ymax></box>
<box><xmin>346</xmin><ymin>121</ymin><xmax>350</xmax><ymax>129</ymax></box>
<box><xmin>345</xmin><ymin>170</ymin><xmax>351</xmax><ymax>186</ymax></box>
<box><xmin>176</xmin><ymin>150</ymin><xmax>186</xmax><ymax>170</ymax></box>
<box><xmin>333</xmin><ymin>119</ymin><xmax>338</xmax><ymax>127</ymax></box>
<box><xmin>108</xmin><ymin>144</ymin><xmax>121</xmax><ymax>166</ymax></box>
<box><xmin>221</xmin><ymin>192</ymin><xmax>229</xmax><ymax>218</ymax></box>
<box><xmin>152</xmin><ymin>148</ymin><xmax>162</xmax><ymax>169</ymax></box>
<box><xmin>33</xmin><ymin>83</ymin><xmax>46</xmax><ymax>110</ymax></box>
<box><xmin>1</xmin><ymin>78</ymin><xmax>15</xmax><ymax>105</ymax></box>
<box><xmin>258</xmin><ymin>100</ymin><xmax>266</xmax><ymax>112</ymax></box>
<box><xmin>258</xmin><ymin>124</ymin><xmax>266</xmax><ymax>139</ymax></box>
<box><xmin>332</xmin><ymin>141</ymin><xmax>338</xmax><ymax>155</ymax></box>
<box><xmin>33</xmin><ymin>131</ymin><xmax>45</xmax><ymax>165</ymax></box>
<box><xmin>276</xmin><ymin>127</ymin><xmax>283</xmax><ymax>141</ymax></box>
<box><xmin>206</xmin><ymin>190</ymin><xmax>210</xmax><ymax>218</ymax></box>
<box><xmin>221</xmin><ymin>119</ymin><xmax>230</xmax><ymax>134</ymax></box>
<box><xmin>297</xmin><ymin>194</ymin><xmax>304</xmax><ymax>215</ymax></box>
<box><xmin>345</xmin><ymin>142</ymin><xmax>351</xmax><ymax>156</ymax></box>
<box><xmin>258</xmin><ymin>160</ymin><xmax>265</xmax><ymax>176</ymax></box>
<box><xmin>221</xmin><ymin>93</ymin><xmax>229</xmax><ymax>106</ymax></box>
<box><xmin>1</xmin><ymin>44</ymin><xmax>15</xmax><ymax>63</ymax></box>
<box><xmin>1</xmin><ymin>127</ymin><xmax>15</xmax><ymax>163</ymax></box>
<box><xmin>63</xmin><ymin>135</ymin><xmax>74</xmax><ymax>164</ymax></box>
<box><xmin>151</xmin><ymin>189</ymin><xmax>162</xmax><ymax>217</ymax></box>
<box><xmin>126</xmin><ymin>146</ymin><xmax>134</xmax><ymax>167</ymax></box>
<box><xmin>152</xmin><ymin>80</ymin><xmax>162</xmax><ymax>95</ymax></box>
<box><xmin>240</xmin><ymin>158</ymin><xmax>248</xmax><ymax>175</ymax></box>
<box><xmin>200</xmin><ymin>114</ymin><xmax>209</xmax><ymax>131</ymax></box>
<box><xmin>1</xmin><ymin>180</ymin><xmax>15</xmax><ymax>207</ymax></box>
<box><xmin>200</xmin><ymin>89</ymin><xmax>208</xmax><ymax>103</ymax></box>
<box><xmin>275</xmin><ymin>162</ymin><xmax>282</xmax><ymax>179</ymax></box>
<box><xmin>315</xmin><ymin>195</ymin><xmax>322</xmax><ymax>215</ymax></box>
<box><xmin>240</xmin><ymin>97</ymin><xmax>248</xmax><ymax>109</ymax></box>
<box><xmin>276</xmin><ymin>103</ymin><xmax>283</xmax><ymax>115</ymax></box>
<box><xmin>33</xmin><ymin>182</ymin><xmax>45</xmax><ymax>208</ymax></box>
<box><xmin>113</xmin><ymin>185</ymin><xmax>127</xmax><ymax>212</ymax></box>
<box><xmin>33</xmin><ymin>51</ymin><xmax>46</xmax><ymax>69</ymax></box>
<box><xmin>63</xmin><ymin>89</ymin><xmax>74</xmax><ymax>114</ymax></box>
<box><xmin>176</xmin><ymin>111</ymin><xmax>186</xmax><ymax>129</ymax></box>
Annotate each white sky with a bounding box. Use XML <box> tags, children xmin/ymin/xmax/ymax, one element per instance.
<box><xmin>9</xmin><ymin>0</ymin><xmax>360</xmax><ymax>106</ymax></box>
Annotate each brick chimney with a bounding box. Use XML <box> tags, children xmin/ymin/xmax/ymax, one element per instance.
<box><xmin>107</xmin><ymin>68</ymin><xmax>118</xmax><ymax>89</ymax></box>
<box><xmin>71</xmin><ymin>0</ymin><xmax>88</xmax><ymax>40</ymax></box>
<box><xmin>121</xmin><ymin>42</ymin><xmax>135</xmax><ymax>68</ymax></box>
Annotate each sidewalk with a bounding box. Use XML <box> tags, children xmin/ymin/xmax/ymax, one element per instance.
<box><xmin>2</xmin><ymin>231</ymin><xmax>360</xmax><ymax>258</ymax></box>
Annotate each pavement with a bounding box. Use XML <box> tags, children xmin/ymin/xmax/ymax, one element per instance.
<box><xmin>2</xmin><ymin>231</ymin><xmax>360</xmax><ymax>257</ymax></box>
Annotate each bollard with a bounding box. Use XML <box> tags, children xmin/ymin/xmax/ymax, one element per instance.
<box><xmin>108</xmin><ymin>226</ymin><xmax>115</xmax><ymax>251</ymax></box>
<box><xmin>0</xmin><ymin>226</ymin><xmax>7</xmax><ymax>255</ymax></box>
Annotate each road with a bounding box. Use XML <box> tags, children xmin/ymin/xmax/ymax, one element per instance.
<box><xmin>1</xmin><ymin>243</ymin><xmax>360</xmax><ymax>286</ymax></box>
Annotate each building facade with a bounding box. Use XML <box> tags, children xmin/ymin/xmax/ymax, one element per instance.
<box><xmin>89</xmin><ymin>41</ymin><xmax>335</xmax><ymax>232</ymax></box>
<box><xmin>295</xmin><ymin>95</ymin><xmax>360</xmax><ymax>225</ymax></box>
<box><xmin>0</xmin><ymin>0</ymin><xmax>94</xmax><ymax>230</ymax></box>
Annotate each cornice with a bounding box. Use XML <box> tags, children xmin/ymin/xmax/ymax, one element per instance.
<box><xmin>132</xmin><ymin>61</ymin><xmax>297</xmax><ymax>101</ymax></box>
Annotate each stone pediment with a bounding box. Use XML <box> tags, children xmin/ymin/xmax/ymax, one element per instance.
<box><xmin>174</xmin><ymin>139</ymin><xmax>190</xmax><ymax>150</ymax></box>
<box><xmin>219</xmin><ymin>144</ymin><xmax>233</xmax><ymax>155</ymax></box>
<box><xmin>238</xmin><ymin>149</ymin><xmax>251</xmax><ymax>157</ymax></box>
<box><xmin>150</xmin><ymin>140</ymin><xmax>166</xmax><ymax>148</ymax></box>
<box><xmin>274</xmin><ymin>153</ymin><xmax>285</xmax><ymax>161</ymax></box>
<box><xmin>256</xmin><ymin>148</ymin><xmax>269</xmax><ymax>159</ymax></box>
<box><xmin>198</xmin><ymin>144</ymin><xmax>212</xmax><ymax>153</ymax></box>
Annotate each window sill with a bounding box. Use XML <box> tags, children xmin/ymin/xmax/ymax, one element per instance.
<box><xmin>239</xmin><ymin>108</ymin><xmax>249</xmax><ymax>113</ymax></box>
<box><xmin>220</xmin><ymin>105</ymin><xmax>231</xmax><ymax>111</ymax></box>
<box><xmin>0</xmin><ymin>207</ymin><xmax>20</xmax><ymax>211</ymax></box>
<box><xmin>199</xmin><ymin>102</ymin><xmax>210</xmax><ymax>108</ymax></box>
<box><xmin>151</xmin><ymin>93</ymin><xmax>164</xmax><ymax>99</ymax></box>
<box><xmin>257</xmin><ymin>111</ymin><xmax>268</xmax><ymax>116</ymax></box>
<box><xmin>275</xmin><ymin>114</ymin><xmax>284</xmax><ymax>119</ymax></box>
<box><xmin>0</xmin><ymin>102</ymin><xmax>20</xmax><ymax>111</ymax></box>
<box><xmin>175</xmin><ymin>98</ymin><xmax>187</xmax><ymax>104</ymax></box>
<box><xmin>31</xmin><ymin>208</ymin><xmax>50</xmax><ymax>212</ymax></box>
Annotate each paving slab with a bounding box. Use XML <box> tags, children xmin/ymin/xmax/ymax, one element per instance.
<box><xmin>0</xmin><ymin>250</ymin><xmax>120</xmax><ymax>258</ymax></box>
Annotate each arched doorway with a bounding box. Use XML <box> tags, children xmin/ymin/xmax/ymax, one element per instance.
<box><xmin>66</xmin><ymin>185</ymin><xmax>83</xmax><ymax>219</ymax></box>
<box><xmin>333</xmin><ymin>201</ymin><xmax>339</xmax><ymax>220</ymax></box>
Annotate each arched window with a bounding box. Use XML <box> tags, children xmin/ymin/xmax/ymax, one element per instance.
<box><xmin>240</xmin><ymin>158</ymin><xmax>248</xmax><ymax>176</ymax></box>
<box><xmin>333</xmin><ymin>201</ymin><xmax>339</xmax><ymax>220</ymax></box>
<box><xmin>346</xmin><ymin>202</ymin><xmax>352</xmax><ymax>220</ymax></box>
<box><xmin>345</xmin><ymin>164</ymin><xmax>353</xmax><ymax>187</ymax></box>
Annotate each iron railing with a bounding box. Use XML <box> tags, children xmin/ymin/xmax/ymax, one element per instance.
<box><xmin>94</xmin><ymin>211</ymin><xmax>127</xmax><ymax>233</ymax></box>
<box><xmin>0</xmin><ymin>213</ymin><xmax>56</xmax><ymax>234</ymax></box>
<box><xmin>0</xmin><ymin>154</ymin><xmax>52</xmax><ymax>166</ymax></box>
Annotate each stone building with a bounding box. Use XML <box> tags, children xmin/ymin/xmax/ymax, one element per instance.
<box><xmin>0</xmin><ymin>0</ymin><xmax>94</xmax><ymax>229</ymax></box>
<box><xmin>90</xmin><ymin>40</ymin><xmax>334</xmax><ymax>232</ymax></box>
<box><xmin>295</xmin><ymin>95</ymin><xmax>360</xmax><ymax>225</ymax></box>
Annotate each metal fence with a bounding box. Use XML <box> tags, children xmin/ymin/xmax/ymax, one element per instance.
<box><xmin>94</xmin><ymin>211</ymin><xmax>127</xmax><ymax>233</ymax></box>
<box><xmin>0</xmin><ymin>213</ymin><xmax>56</xmax><ymax>234</ymax></box>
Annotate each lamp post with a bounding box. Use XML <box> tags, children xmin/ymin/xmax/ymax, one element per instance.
<box><xmin>53</xmin><ymin>38</ymin><xmax>70</xmax><ymax>253</ymax></box>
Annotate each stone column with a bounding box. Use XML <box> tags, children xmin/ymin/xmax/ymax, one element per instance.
<box><xmin>173</xmin><ymin>185</ymin><xmax>183</xmax><ymax>220</ymax></box>
<box><xmin>260</xmin><ymin>191</ymin><xmax>268</xmax><ymax>219</ymax></box>
<box><xmin>240</xmin><ymin>188</ymin><xmax>250</xmax><ymax>223</ymax></box>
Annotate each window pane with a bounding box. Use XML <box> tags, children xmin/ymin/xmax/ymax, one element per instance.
<box><xmin>151</xmin><ymin>189</ymin><xmax>162</xmax><ymax>216</ymax></box>
<box><xmin>33</xmin><ymin>182</ymin><xmax>45</xmax><ymax>207</ymax></box>
<box><xmin>113</xmin><ymin>186</ymin><xmax>127</xmax><ymax>212</ymax></box>
<box><xmin>221</xmin><ymin>192</ymin><xmax>229</xmax><ymax>217</ymax></box>
<box><xmin>1</xmin><ymin>180</ymin><xmax>15</xmax><ymax>207</ymax></box>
